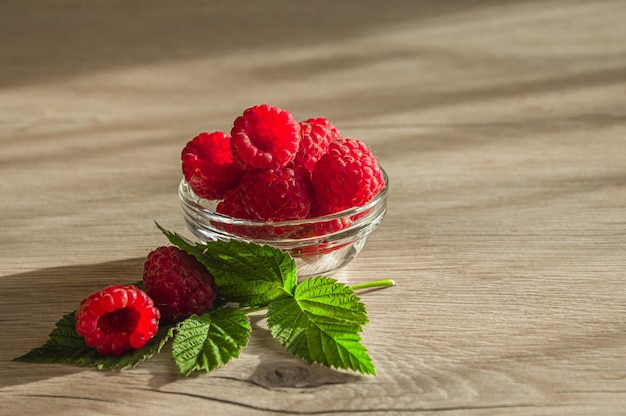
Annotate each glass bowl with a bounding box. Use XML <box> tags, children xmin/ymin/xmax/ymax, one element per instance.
<box><xmin>179</xmin><ymin>169</ymin><xmax>388</xmax><ymax>278</ymax></box>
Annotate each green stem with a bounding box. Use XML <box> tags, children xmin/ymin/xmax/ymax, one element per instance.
<box><xmin>350</xmin><ymin>279</ymin><xmax>396</xmax><ymax>291</ymax></box>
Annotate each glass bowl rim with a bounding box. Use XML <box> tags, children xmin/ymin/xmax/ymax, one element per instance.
<box><xmin>179</xmin><ymin>167</ymin><xmax>389</xmax><ymax>228</ymax></box>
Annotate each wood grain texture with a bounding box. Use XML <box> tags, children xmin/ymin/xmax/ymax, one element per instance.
<box><xmin>1</xmin><ymin>1</ymin><xmax>625</xmax><ymax>415</ymax></box>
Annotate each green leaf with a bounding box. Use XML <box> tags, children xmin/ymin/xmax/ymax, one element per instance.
<box><xmin>171</xmin><ymin>306</ymin><xmax>251</xmax><ymax>376</ymax></box>
<box><xmin>158</xmin><ymin>223</ymin><xmax>296</xmax><ymax>306</ymax></box>
<box><xmin>266</xmin><ymin>276</ymin><xmax>376</xmax><ymax>375</ymax></box>
<box><xmin>14</xmin><ymin>311</ymin><xmax>174</xmax><ymax>370</ymax></box>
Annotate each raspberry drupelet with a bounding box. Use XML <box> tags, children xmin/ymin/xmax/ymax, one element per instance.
<box><xmin>142</xmin><ymin>246</ymin><xmax>218</xmax><ymax>323</ymax></box>
<box><xmin>75</xmin><ymin>285</ymin><xmax>160</xmax><ymax>356</ymax></box>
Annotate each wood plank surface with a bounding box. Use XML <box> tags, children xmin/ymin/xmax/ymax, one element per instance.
<box><xmin>1</xmin><ymin>1</ymin><xmax>625</xmax><ymax>415</ymax></box>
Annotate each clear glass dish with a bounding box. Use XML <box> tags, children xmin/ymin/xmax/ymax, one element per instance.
<box><xmin>179</xmin><ymin>169</ymin><xmax>388</xmax><ymax>278</ymax></box>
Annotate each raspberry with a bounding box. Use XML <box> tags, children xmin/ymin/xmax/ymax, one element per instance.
<box><xmin>75</xmin><ymin>285</ymin><xmax>160</xmax><ymax>356</ymax></box>
<box><xmin>293</xmin><ymin>117</ymin><xmax>336</xmax><ymax>173</ymax></box>
<box><xmin>181</xmin><ymin>131</ymin><xmax>243</xmax><ymax>200</ymax></box>
<box><xmin>142</xmin><ymin>246</ymin><xmax>218</xmax><ymax>323</ymax></box>
<box><xmin>231</xmin><ymin>104</ymin><xmax>301</xmax><ymax>170</ymax></box>
<box><xmin>238</xmin><ymin>167</ymin><xmax>314</xmax><ymax>221</ymax></box>
<box><xmin>216</xmin><ymin>188</ymin><xmax>250</xmax><ymax>220</ymax></box>
<box><xmin>215</xmin><ymin>186</ymin><xmax>302</xmax><ymax>239</ymax></box>
<box><xmin>311</xmin><ymin>138</ymin><xmax>385</xmax><ymax>215</ymax></box>
<box><xmin>214</xmin><ymin>188</ymin><xmax>259</xmax><ymax>238</ymax></box>
<box><xmin>298</xmin><ymin>218</ymin><xmax>353</xmax><ymax>243</ymax></box>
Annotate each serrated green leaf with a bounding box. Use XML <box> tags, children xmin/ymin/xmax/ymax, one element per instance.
<box><xmin>158</xmin><ymin>223</ymin><xmax>296</xmax><ymax>306</ymax></box>
<box><xmin>171</xmin><ymin>306</ymin><xmax>251</xmax><ymax>376</ymax></box>
<box><xmin>14</xmin><ymin>311</ymin><xmax>174</xmax><ymax>370</ymax></box>
<box><xmin>266</xmin><ymin>276</ymin><xmax>376</xmax><ymax>375</ymax></box>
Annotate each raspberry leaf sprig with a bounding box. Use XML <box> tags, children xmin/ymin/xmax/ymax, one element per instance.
<box><xmin>15</xmin><ymin>224</ymin><xmax>393</xmax><ymax>377</ymax></box>
<box><xmin>159</xmin><ymin>225</ymin><xmax>379</xmax><ymax>375</ymax></box>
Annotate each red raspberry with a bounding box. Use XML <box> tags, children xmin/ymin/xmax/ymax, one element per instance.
<box><xmin>181</xmin><ymin>131</ymin><xmax>243</xmax><ymax>200</ymax></box>
<box><xmin>230</xmin><ymin>104</ymin><xmax>301</xmax><ymax>170</ymax></box>
<box><xmin>75</xmin><ymin>285</ymin><xmax>160</xmax><ymax>356</ymax></box>
<box><xmin>216</xmin><ymin>188</ymin><xmax>250</xmax><ymax>220</ymax></box>
<box><xmin>311</xmin><ymin>138</ymin><xmax>385</xmax><ymax>215</ymax></box>
<box><xmin>299</xmin><ymin>218</ymin><xmax>353</xmax><ymax>242</ymax></box>
<box><xmin>238</xmin><ymin>167</ymin><xmax>314</xmax><ymax>221</ymax></box>
<box><xmin>216</xmin><ymin>187</ymin><xmax>304</xmax><ymax>239</ymax></box>
<box><xmin>214</xmin><ymin>188</ymin><xmax>259</xmax><ymax>238</ymax></box>
<box><xmin>142</xmin><ymin>246</ymin><xmax>218</xmax><ymax>323</ymax></box>
<box><xmin>293</xmin><ymin>117</ymin><xmax>336</xmax><ymax>173</ymax></box>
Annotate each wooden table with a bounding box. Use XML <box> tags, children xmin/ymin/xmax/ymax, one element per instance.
<box><xmin>2</xmin><ymin>1</ymin><xmax>625</xmax><ymax>414</ymax></box>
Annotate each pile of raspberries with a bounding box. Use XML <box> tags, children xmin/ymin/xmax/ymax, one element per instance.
<box><xmin>182</xmin><ymin>104</ymin><xmax>385</xmax><ymax>224</ymax></box>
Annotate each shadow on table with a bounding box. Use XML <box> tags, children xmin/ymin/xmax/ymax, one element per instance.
<box><xmin>0</xmin><ymin>257</ymin><xmax>360</xmax><ymax>390</ymax></box>
<box><xmin>0</xmin><ymin>257</ymin><xmax>147</xmax><ymax>389</ymax></box>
